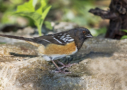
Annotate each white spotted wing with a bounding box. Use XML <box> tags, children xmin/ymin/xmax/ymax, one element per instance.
<box><xmin>32</xmin><ymin>32</ymin><xmax>74</xmax><ymax>45</ymax></box>
<box><xmin>53</xmin><ymin>33</ymin><xmax>74</xmax><ymax>44</ymax></box>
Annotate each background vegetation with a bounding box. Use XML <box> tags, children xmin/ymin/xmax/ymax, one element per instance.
<box><xmin>0</xmin><ymin>0</ymin><xmax>110</xmax><ymax>36</ymax></box>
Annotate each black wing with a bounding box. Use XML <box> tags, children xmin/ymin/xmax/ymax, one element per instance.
<box><xmin>32</xmin><ymin>32</ymin><xmax>74</xmax><ymax>46</ymax></box>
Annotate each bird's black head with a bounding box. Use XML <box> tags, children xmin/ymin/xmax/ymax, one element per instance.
<box><xmin>69</xmin><ymin>27</ymin><xmax>92</xmax><ymax>50</ymax></box>
<box><xmin>73</xmin><ymin>27</ymin><xmax>93</xmax><ymax>40</ymax></box>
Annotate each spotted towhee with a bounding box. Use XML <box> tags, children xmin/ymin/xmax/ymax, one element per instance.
<box><xmin>0</xmin><ymin>27</ymin><xmax>92</xmax><ymax>73</ymax></box>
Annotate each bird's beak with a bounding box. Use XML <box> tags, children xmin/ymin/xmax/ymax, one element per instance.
<box><xmin>86</xmin><ymin>34</ymin><xmax>93</xmax><ymax>38</ymax></box>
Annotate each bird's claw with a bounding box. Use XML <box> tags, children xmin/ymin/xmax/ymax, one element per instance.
<box><xmin>53</xmin><ymin>68</ymin><xmax>71</xmax><ymax>74</ymax></box>
<box><xmin>59</xmin><ymin>63</ymin><xmax>77</xmax><ymax>69</ymax></box>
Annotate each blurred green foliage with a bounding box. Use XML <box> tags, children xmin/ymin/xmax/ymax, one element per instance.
<box><xmin>93</xmin><ymin>27</ymin><xmax>107</xmax><ymax>36</ymax></box>
<box><xmin>121</xmin><ymin>30</ymin><xmax>127</xmax><ymax>39</ymax></box>
<box><xmin>0</xmin><ymin>0</ymin><xmax>109</xmax><ymax>36</ymax></box>
<box><xmin>15</xmin><ymin>0</ymin><xmax>52</xmax><ymax>36</ymax></box>
<box><xmin>0</xmin><ymin>0</ymin><xmax>27</xmax><ymax>25</ymax></box>
<box><xmin>55</xmin><ymin>0</ymin><xmax>100</xmax><ymax>26</ymax></box>
<box><xmin>49</xmin><ymin>0</ymin><xmax>108</xmax><ymax>36</ymax></box>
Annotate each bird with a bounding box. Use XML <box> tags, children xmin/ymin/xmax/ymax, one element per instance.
<box><xmin>0</xmin><ymin>27</ymin><xmax>92</xmax><ymax>73</ymax></box>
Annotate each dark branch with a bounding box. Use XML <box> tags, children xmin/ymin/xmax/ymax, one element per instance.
<box><xmin>89</xmin><ymin>8</ymin><xmax>118</xmax><ymax>19</ymax></box>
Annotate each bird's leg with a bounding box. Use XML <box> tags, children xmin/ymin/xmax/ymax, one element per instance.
<box><xmin>51</xmin><ymin>60</ymin><xmax>71</xmax><ymax>74</ymax></box>
<box><xmin>51</xmin><ymin>60</ymin><xmax>62</xmax><ymax>72</ymax></box>
<box><xmin>56</xmin><ymin>60</ymin><xmax>65</xmax><ymax>66</ymax></box>
<box><xmin>56</xmin><ymin>60</ymin><xmax>76</xmax><ymax>69</ymax></box>
<box><xmin>60</xmin><ymin>63</ymin><xmax>77</xmax><ymax>69</ymax></box>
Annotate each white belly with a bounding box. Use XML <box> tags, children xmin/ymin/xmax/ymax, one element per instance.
<box><xmin>42</xmin><ymin>54</ymin><xmax>66</xmax><ymax>61</ymax></box>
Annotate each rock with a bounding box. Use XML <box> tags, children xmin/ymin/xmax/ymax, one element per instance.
<box><xmin>0</xmin><ymin>38</ymin><xmax>127</xmax><ymax>90</ymax></box>
<box><xmin>54</xmin><ymin>22</ymin><xmax>78</xmax><ymax>32</ymax></box>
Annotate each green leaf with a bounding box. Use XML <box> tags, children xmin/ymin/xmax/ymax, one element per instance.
<box><xmin>32</xmin><ymin>0</ymin><xmax>38</xmax><ymax>8</ymax></box>
<box><xmin>15</xmin><ymin>12</ymin><xmax>43</xmax><ymax>36</ymax></box>
<box><xmin>121</xmin><ymin>35</ymin><xmax>127</xmax><ymax>39</ymax></box>
<box><xmin>16</xmin><ymin>0</ymin><xmax>35</xmax><ymax>12</ymax></box>
<box><xmin>45</xmin><ymin>21</ymin><xmax>53</xmax><ymax>30</ymax></box>
<box><xmin>42</xmin><ymin>6</ymin><xmax>52</xmax><ymax>19</ymax></box>
<box><xmin>15</xmin><ymin>12</ymin><xmax>41</xmax><ymax>25</ymax></box>
<box><xmin>36</xmin><ymin>0</ymin><xmax>48</xmax><ymax>15</ymax></box>
<box><xmin>14</xmin><ymin>0</ymin><xmax>52</xmax><ymax>36</ymax></box>
<box><xmin>122</xmin><ymin>30</ymin><xmax>127</xmax><ymax>33</ymax></box>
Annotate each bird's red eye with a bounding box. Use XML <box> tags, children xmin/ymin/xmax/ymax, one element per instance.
<box><xmin>83</xmin><ymin>31</ymin><xmax>86</xmax><ymax>33</ymax></box>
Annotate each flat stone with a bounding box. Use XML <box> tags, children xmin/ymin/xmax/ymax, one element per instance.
<box><xmin>0</xmin><ymin>38</ymin><xmax>127</xmax><ymax>90</ymax></box>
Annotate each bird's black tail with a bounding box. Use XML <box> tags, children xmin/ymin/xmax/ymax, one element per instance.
<box><xmin>0</xmin><ymin>34</ymin><xmax>33</xmax><ymax>42</ymax></box>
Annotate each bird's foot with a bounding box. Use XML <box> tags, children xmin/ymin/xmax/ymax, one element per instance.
<box><xmin>56</xmin><ymin>61</ymin><xmax>77</xmax><ymax>69</ymax></box>
<box><xmin>59</xmin><ymin>63</ymin><xmax>77</xmax><ymax>69</ymax></box>
<box><xmin>53</xmin><ymin>68</ymin><xmax>71</xmax><ymax>74</ymax></box>
<box><xmin>51</xmin><ymin>60</ymin><xmax>75</xmax><ymax>74</ymax></box>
